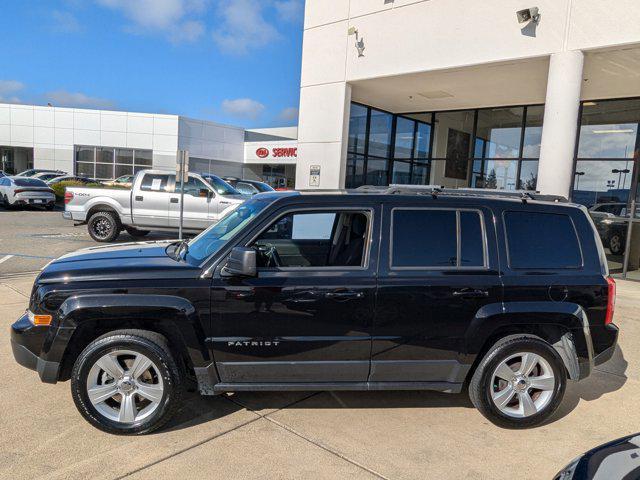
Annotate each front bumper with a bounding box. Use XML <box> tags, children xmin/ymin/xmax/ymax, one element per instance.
<box><xmin>10</xmin><ymin>312</ymin><xmax>60</xmax><ymax>384</ymax></box>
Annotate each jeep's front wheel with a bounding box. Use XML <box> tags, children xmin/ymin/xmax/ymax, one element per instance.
<box><xmin>71</xmin><ymin>330</ymin><xmax>183</xmax><ymax>435</ymax></box>
<box><xmin>469</xmin><ymin>337</ymin><xmax>566</xmax><ymax>429</ymax></box>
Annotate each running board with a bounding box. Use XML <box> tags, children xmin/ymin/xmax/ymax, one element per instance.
<box><xmin>212</xmin><ymin>381</ymin><xmax>463</xmax><ymax>394</ymax></box>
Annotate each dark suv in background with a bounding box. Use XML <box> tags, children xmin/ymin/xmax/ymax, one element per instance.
<box><xmin>11</xmin><ymin>187</ymin><xmax>618</xmax><ymax>434</ymax></box>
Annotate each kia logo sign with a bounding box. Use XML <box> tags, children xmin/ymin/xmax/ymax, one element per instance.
<box><xmin>256</xmin><ymin>148</ymin><xmax>269</xmax><ymax>158</ymax></box>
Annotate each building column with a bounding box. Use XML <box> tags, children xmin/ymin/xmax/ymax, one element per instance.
<box><xmin>295</xmin><ymin>82</ymin><xmax>352</xmax><ymax>189</ymax></box>
<box><xmin>537</xmin><ymin>50</ymin><xmax>584</xmax><ymax>198</ymax></box>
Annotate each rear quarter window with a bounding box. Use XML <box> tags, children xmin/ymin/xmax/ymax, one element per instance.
<box><xmin>504</xmin><ymin>211</ymin><xmax>582</xmax><ymax>269</ymax></box>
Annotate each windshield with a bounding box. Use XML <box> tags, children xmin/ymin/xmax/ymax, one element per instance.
<box><xmin>185</xmin><ymin>197</ymin><xmax>272</xmax><ymax>264</ymax></box>
<box><xmin>254</xmin><ymin>181</ymin><xmax>275</xmax><ymax>192</ymax></box>
<box><xmin>205</xmin><ymin>175</ymin><xmax>241</xmax><ymax>196</ymax></box>
<box><xmin>14</xmin><ymin>178</ymin><xmax>48</xmax><ymax>187</ymax></box>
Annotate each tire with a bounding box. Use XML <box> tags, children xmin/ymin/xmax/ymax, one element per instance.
<box><xmin>70</xmin><ymin>330</ymin><xmax>184</xmax><ymax>435</ymax></box>
<box><xmin>88</xmin><ymin>211</ymin><xmax>121</xmax><ymax>242</ymax></box>
<box><xmin>469</xmin><ymin>336</ymin><xmax>567</xmax><ymax>429</ymax></box>
<box><xmin>608</xmin><ymin>231</ymin><xmax>625</xmax><ymax>255</ymax></box>
<box><xmin>125</xmin><ymin>226</ymin><xmax>151</xmax><ymax>237</ymax></box>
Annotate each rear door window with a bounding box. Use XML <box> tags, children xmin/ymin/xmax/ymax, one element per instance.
<box><xmin>140</xmin><ymin>174</ymin><xmax>171</xmax><ymax>192</ymax></box>
<box><xmin>504</xmin><ymin>211</ymin><xmax>582</xmax><ymax>269</ymax></box>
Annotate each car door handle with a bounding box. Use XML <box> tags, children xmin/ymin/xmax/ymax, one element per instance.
<box><xmin>325</xmin><ymin>290</ymin><xmax>365</xmax><ymax>301</ymax></box>
<box><xmin>135</xmin><ymin>196</ymin><xmax>143</xmax><ymax>201</ymax></box>
<box><xmin>170</xmin><ymin>198</ymin><xmax>179</xmax><ymax>203</ymax></box>
<box><xmin>452</xmin><ymin>289</ymin><xmax>489</xmax><ymax>298</ymax></box>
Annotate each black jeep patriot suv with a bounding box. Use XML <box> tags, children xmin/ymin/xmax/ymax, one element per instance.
<box><xmin>11</xmin><ymin>187</ymin><xmax>618</xmax><ymax>434</ymax></box>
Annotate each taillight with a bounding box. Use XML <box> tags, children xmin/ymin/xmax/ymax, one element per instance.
<box><xmin>64</xmin><ymin>191</ymin><xmax>74</xmax><ymax>204</ymax></box>
<box><xmin>605</xmin><ymin>276</ymin><xmax>616</xmax><ymax>325</ymax></box>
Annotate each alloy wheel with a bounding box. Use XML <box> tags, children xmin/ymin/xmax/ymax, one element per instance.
<box><xmin>490</xmin><ymin>352</ymin><xmax>555</xmax><ymax>418</ymax></box>
<box><xmin>93</xmin><ymin>218</ymin><xmax>112</xmax><ymax>240</ymax></box>
<box><xmin>86</xmin><ymin>349</ymin><xmax>164</xmax><ymax>424</ymax></box>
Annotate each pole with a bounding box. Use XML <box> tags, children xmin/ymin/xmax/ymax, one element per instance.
<box><xmin>622</xmin><ymin>198</ymin><xmax>636</xmax><ymax>278</ymax></box>
<box><xmin>178</xmin><ymin>150</ymin><xmax>188</xmax><ymax>240</ymax></box>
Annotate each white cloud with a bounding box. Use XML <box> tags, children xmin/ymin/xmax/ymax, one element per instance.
<box><xmin>96</xmin><ymin>0</ymin><xmax>207</xmax><ymax>42</ymax></box>
<box><xmin>211</xmin><ymin>0</ymin><xmax>279</xmax><ymax>55</ymax></box>
<box><xmin>274</xmin><ymin>0</ymin><xmax>304</xmax><ymax>22</ymax></box>
<box><xmin>45</xmin><ymin>90</ymin><xmax>115</xmax><ymax>109</ymax></box>
<box><xmin>222</xmin><ymin>98</ymin><xmax>265</xmax><ymax>120</ymax></box>
<box><xmin>51</xmin><ymin>10</ymin><xmax>82</xmax><ymax>33</ymax></box>
<box><xmin>0</xmin><ymin>80</ymin><xmax>25</xmax><ymax>103</ymax></box>
<box><xmin>278</xmin><ymin>106</ymin><xmax>298</xmax><ymax>122</ymax></box>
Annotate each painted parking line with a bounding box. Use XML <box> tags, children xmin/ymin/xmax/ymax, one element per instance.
<box><xmin>0</xmin><ymin>255</ymin><xmax>14</xmax><ymax>264</ymax></box>
<box><xmin>0</xmin><ymin>253</ymin><xmax>56</xmax><ymax>260</ymax></box>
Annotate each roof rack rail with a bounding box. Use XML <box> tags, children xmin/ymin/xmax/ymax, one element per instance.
<box><xmin>353</xmin><ymin>185</ymin><xmax>568</xmax><ymax>202</ymax></box>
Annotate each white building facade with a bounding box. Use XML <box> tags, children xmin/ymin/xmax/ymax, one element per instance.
<box><xmin>0</xmin><ymin>103</ymin><xmax>246</xmax><ymax>179</ymax></box>
<box><xmin>295</xmin><ymin>0</ymin><xmax>640</xmax><ymax>200</ymax></box>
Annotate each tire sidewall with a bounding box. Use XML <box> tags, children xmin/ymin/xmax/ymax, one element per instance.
<box><xmin>88</xmin><ymin>212</ymin><xmax>119</xmax><ymax>242</ymax></box>
<box><xmin>476</xmin><ymin>339</ymin><xmax>566</xmax><ymax>429</ymax></box>
<box><xmin>71</xmin><ymin>336</ymin><xmax>177</xmax><ymax>435</ymax></box>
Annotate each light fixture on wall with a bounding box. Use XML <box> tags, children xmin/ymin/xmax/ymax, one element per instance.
<box><xmin>516</xmin><ymin>7</ymin><xmax>540</xmax><ymax>24</ymax></box>
<box><xmin>347</xmin><ymin>26</ymin><xmax>365</xmax><ymax>57</ymax></box>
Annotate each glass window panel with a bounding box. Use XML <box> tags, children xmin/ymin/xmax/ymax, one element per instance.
<box><xmin>523</xmin><ymin>105</ymin><xmax>544</xmax><ymax>158</ymax></box>
<box><xmin>518</xmin><ymin>160</ymin><xmax>539</xmax><ymax>191</ymax></box>
<box><xmin>460</xmin><ymin>211</ymin><xmax>485</xmax><ymax>267</ymax></box>
<box><xmin>505</xmin><ymin>211</ymin><xmax>582</xmax><ymax>269</ymax></box>
<box><xmin>346</xmin><ymin>154</ymin><xmax>365</xmax><ymax>188</ymax></box>
<box><xmin>475</xmin><ymin>107</ymin><xmax>524</xmax><ymax>158</ymax></box>
<box><xmin>481</xmin><ymin>159</ymin><xmax>518</xmax><ymax>190</ymax></box>
<box><xmin>411</xmin><ymin>160</ymin><xmax>430</xmax><ymax>185</ymax></box>
<box><xmin>392</xmin><ymin>210</ymin><xmax>457</xmax><ymax>267</ymax></box>
<box><xmin>578</xmin><ymin>99</ymin><xmax>640</xmax><ymax>159</ymax></box>
<box><xmin>365</xmin><ymin>158</ymin><xmax>389</xmax><ymax>186</ymax></box>
<box><xmin>96</xmin><ymin>148</ymin><xmax>114</xmax><ymax>164</ymax></box>
<box><xmin>433</xmin><ymin>110</ymin><xmax>474</xmax><ymax>182</ymax></box>
<box><xmin>115</xmin><ymin>164</ymin><xmax>134</xmax><ymax>178</ymax></box>
<box><xmin>95</xmin><ymin>163</ymin><xmax>114</xmax><ymax>179</ymax></box>
<box><xmin>368</xmin><ymin>109</ymin><xmax>393</xmax><ymax>157</ymax></box>
<box><xmin>394</xmin><ymin>117</ymin><xmax>415</xmax><ymax>158</ymax></box>
<box><xmin>348</xmin><ymin>104</ymin><xmax>368</xmax><ymax>154</ymax></box>
<box><xmin>572</xmin><ymin>160</ymin><xmax>633</xmax><ymax>207</ymax></box>
<box><xmin>134</xmin><ymin>150</ymin><xmax>152</xmax><ymax>166</ymax></box>
<box><xmin>414</xmin><ymin>122</ymin><xmax>431</xmax><ymax>159</ymax></box>
<box><xmin>75</xmin><ymin>162</ymin><xmax>94</xmax><ymax>177</ymax></box>
<box><xmin>116</xmin><ymin>148</ymin><xmax>134</xmax><ymax>165</ymax></box>
<box><xmin>75</xmin><ymin>146</ymin><xmax>94</xmax><ymax>163</ymax></box>
<box><xmin>140</xmin><ymin>174</ymin><xmax>171</xmax><ymax>192</ymax></box>
<box><xmin>391</xmin><ymin>160</ymin><xmax>411</xmax><ymax>184</ymax></box>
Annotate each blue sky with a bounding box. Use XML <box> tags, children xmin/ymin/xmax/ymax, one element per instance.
<box><xmin>0</xmin><ymin>0</ymin><xmax>304</xmax><ymax>128</ymax></box>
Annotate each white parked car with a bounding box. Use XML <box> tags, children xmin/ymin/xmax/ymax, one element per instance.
<box><xmin>32</xmin><ymin>171</ymin><xmax>67</xmax><ymax>182</ymax></box>
<box><xmin>0</xmin><ymin>176</ymin><xmax>56</xmax><ymax>210</ymax></box>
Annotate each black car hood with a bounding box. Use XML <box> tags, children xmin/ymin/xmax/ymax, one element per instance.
<box><xmin>38</xmin><ymin>241</ymin><xmax>201</xmax><ymax>283</ymax></box>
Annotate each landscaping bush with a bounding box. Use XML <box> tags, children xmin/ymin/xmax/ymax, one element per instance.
<box><xmin>51</xmin><ymin>181</ymin><xmax>102</xmax><ymax>201</ymax></box>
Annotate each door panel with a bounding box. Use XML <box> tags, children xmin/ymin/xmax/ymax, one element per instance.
<box><xmin>209</xmin><ymin>203</ymin><xmax>381</xmax><ymax>384</ymax></box>
<box><xmin>131</xmin><ymin>174</ymin><xmax>172</xmax><ymax>227</ymax></box>
<box><xmin>168</xmin><ymin>176</ymin><xmax>216</xmax><ymax>230</ymax></box>
<box><xmin>371</xmin><ymin>204</ymin><xmax>502</xmax><ymax>384</ymax></box>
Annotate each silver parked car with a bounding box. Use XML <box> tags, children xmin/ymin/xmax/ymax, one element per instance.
<box><xmin>63</xmin><ymin>170</ymin><xmax>246</xmax><ymax>242</ymax></box>
<box><xmin>0</xmin><ymin>176</ymin><xmax>56</xmax><ymax>209</ymax></box>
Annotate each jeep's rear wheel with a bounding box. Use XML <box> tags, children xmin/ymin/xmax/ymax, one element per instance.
<box><xmin>88</xmin><ymin>211</ymin><xmax>120</xmax><ymax>242</ymax></box>
<box><xmin>71</xmin><ymin>330</ymin><xmax>183</xmax><ymax>435</ymax></box>
<box><xmin>469</xmin><ymin>337</ymin><xmax>566</xmax><ymax>429</ymax></box>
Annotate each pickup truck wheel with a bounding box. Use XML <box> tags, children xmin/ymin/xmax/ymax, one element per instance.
<box><xmin>124</xmin><ymin>227</ymin><xmax>150</xmax><ymax>237</ymax></box>
<box><xmin>88</xmin><ymin>211</ymin><xmax>120</xmax><ymax>242</ymax></box>
<box><xmin>469</xmin><ymin>337</ymin><xmax>566</xmax><ymax>429</ymax></box>
<box><xmin>71</xmin><ymin>330</ymin><xmax>183</xmax><ymax>435</ymax></box>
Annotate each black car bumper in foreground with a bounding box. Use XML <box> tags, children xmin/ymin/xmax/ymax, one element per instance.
<box><xmin>10</xmin><ymin>312</ymin><xmax>60</xmax><ymax>384</ymax></box>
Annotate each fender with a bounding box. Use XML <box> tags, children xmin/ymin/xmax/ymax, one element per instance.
<box><xmin>465</xmin><ymin>301</ymin><xmax>594</xmax><ymax>380</ymax></box>
<box><xmin>83</xmin><ymin>197</ymin><xmax>130</xmax><ymax>224</ymax></box>
<box><xmin>41</xmin><ymin>293</ymin><xmax>210</xmax><ymax>370</ymax></box>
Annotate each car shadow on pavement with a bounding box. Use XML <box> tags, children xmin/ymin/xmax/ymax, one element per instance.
<box><xmin>551</xmin><ymin>344</ymin><xmax>628</xmax><ymax>423</ymax></box>
<box><xmin>161</xmin><ymin>346</ymin><xmax>628</xmax><ymax>433</ymax></box>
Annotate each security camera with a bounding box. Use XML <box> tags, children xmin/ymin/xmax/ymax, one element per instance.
<box><xmin>516</xmin><ymin>7</ymin><xmax>540</xmax><ymax>24</ymax></box>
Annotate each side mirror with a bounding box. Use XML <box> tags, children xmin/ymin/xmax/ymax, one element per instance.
<box><xmin>199</xmin><ymin>188</ymin><xmax>210</xmax><ymax>198</ymax></box>
<box><xmin>222</xmin><ymin>247</ymin><xmax>257</xmax><ymax>277</ymax></box>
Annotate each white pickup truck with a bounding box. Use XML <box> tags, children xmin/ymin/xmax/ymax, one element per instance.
<box><xmin>63</xmin><ymin>170</ymin><xmax>246</xmax><ymax>242</ymax></box>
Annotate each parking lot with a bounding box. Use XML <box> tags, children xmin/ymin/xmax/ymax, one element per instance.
<box><xmin>1</xmin><ymin>209</ymin><xmax>639</xmax><ymax>479</ymax></box>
